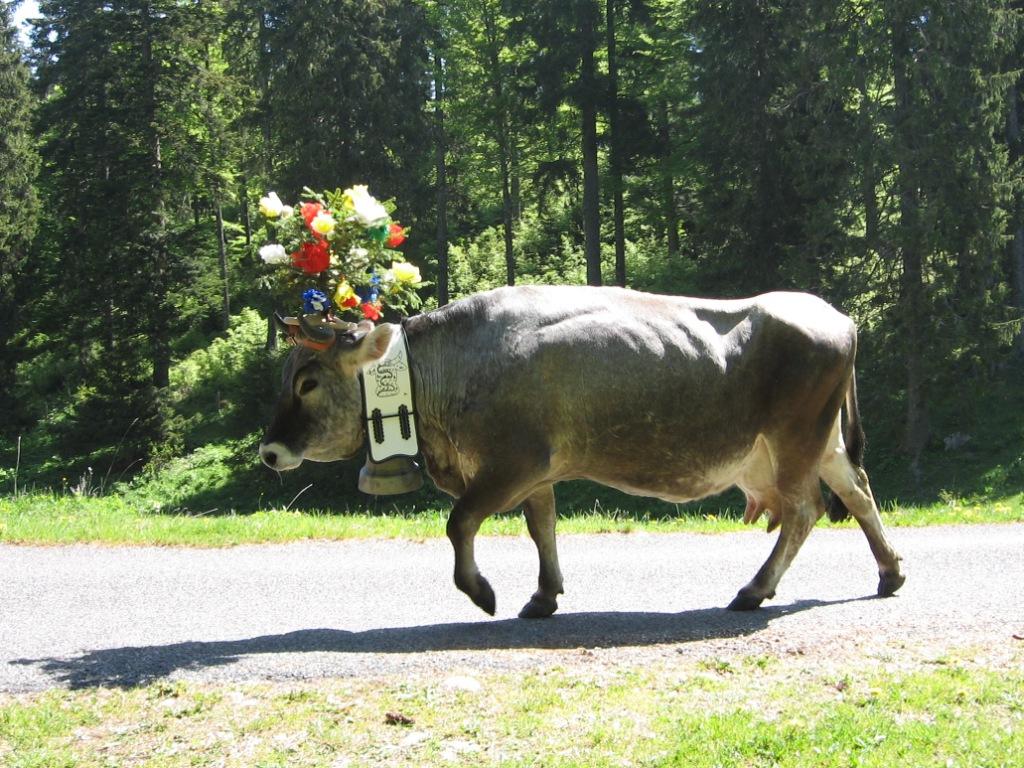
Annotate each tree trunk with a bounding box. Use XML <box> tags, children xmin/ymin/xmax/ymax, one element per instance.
<box><xmin>482</xmin><ymin>7</ymin><xmax>515</xmax><ymax>285</ymax></box>
<box><xmin>607</xmin><ymin>0</ymin><xmax>625</xmax><ymax>286</ymax></box>
<box><xmin>1007</xmin><ymin>74</ymin><xmax>1024</xmax><ymax>353</ymax></box>
<box><xmin>580</xmin><ymin>0</ymin><xmax>602</xmax><ymax>286</ymax></box>
<box><xmin>751</xmin><ymin>7</ymin><xmax>776</xmax><ymax>289</ymax></box>
<box><xmin>500</xmin><ymin>152</ymin><xmax>516</xmax><ymax>286</ymax></box>
<box><xmin>657</xmin><ymin>101</ymin><xmax>679</xmax><ymax>258</ymax></box>
<box><xmin>143</xmin><ymin>3</ymin><xmax>170</xmax><ymax>390</ymax></box>
<box><xmin>857</xmin><ymin>67</ymin><xmax>880</xmax><ymax>254</ymax></box>
<box><xmin>103</xmin><ymin>298</ymin><xmax>114</xmax><ymax>355</ymax></box>
<box><xmin>434</xmin><ymin>48</ymin><xmax>450</xmax><ymax>306</ymax></box>
<box><xmin>258</xmin><ymin>8</ymin><xmax>273</xmax><ymax>178</ymax></box>
<box><xmin>265</xmin><ymin>311</ymin><xmax>278</xmax><ymax>352</ymax></box>
<box><xmin>900</xmin><ymin>217</ymin><xmax>928</xmax><ymax>474</ymax></box>
<box><xmin>892</xmin><ymin>13</ymin><xmax>928</xmax><ymax>476</ymax></box>
<box><xmin>510</xmin><ymin>130</ymin><xmax>522</xmax><ymax>220</ymax></box>
<box><xmin>0</xmin><ymin>297</ymin><xmax>16</xmax><ymax>430</ymax></box>
<box><xmin>216</xmin><ymin>195</ymin><xmax>230</xmax><ymax>330</ymax></box>
<box><xmin>240</xmin><ymin>176</ymin><xmax>252</xmax><ymax>247</ymax></box>
<box><xmin>1013</xmin><ymin>225</ymin><xmax>1024</xmax><ymax>353</ymax></box>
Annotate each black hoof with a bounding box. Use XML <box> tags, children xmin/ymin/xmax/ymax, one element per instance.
<box><xmin>518</xmin><ymin>595</ymin><xmax>558</xmax><ymax>619</ymax></box>
<box><xmin>470</xmin><ymin>575</ymin><xmax>496</xmax><ymax>616</ymax></box>
<box><xmin>877</xmin><ymin>571</ymin><xmax>906</xmax><ymax>597</ymax></box>
<box><xmin>727</xmin><ymin>590</ymin><xmax>765</xmax><ymax>611</ymax></box>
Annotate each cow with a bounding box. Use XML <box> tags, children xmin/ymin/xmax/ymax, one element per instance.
<box><xmin>259</xmin><ymin>285</ymin><xmax>905</xmax><ymax>618</ymax></box>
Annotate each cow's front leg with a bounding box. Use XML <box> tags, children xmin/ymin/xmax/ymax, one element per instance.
<box><xmin>446</xmin><ymin>468</ymin><xmax>540</xmax><ymax>616</ymax></box>
<box><xmin>447</xmin><ymin>504</ymin><xmax>496</xmax><ymax>615</ymax></box>
<box><xmin>520</xmin><ymin>485</ymin><xmax>563</xmax><ymax>619</ymax></box>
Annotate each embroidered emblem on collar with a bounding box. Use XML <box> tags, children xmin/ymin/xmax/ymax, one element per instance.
<box><xmin>360</xmin><ymin>325</ymin><xmax>418</xmax><ymax>462</ymax></box>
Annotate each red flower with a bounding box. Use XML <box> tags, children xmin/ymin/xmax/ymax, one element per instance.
<box><xmin>341</xmin><ymin>295</ymin><xmax>359</xmax><ymax>308</ymax></box>
<box><xmin>360</xmin><ymin>301</ymin><xmax>382</xmax><ymax>321</ymax></box>
<box><xmin>291</xmin><ymin>240</ymin><xmax>330</xmax><ymax>274</ymax></box>
<box><xmin>386</xmin><ymin>222</ymin><xmax>406</xmax><ymax>248</ymax></box>
<box><xmin>301</xmin><ymin>202</ymin><xmax>323</xmax><ymax>230</ymax></box>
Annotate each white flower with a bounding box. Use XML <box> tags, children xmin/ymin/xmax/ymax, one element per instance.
<box><xmin>259</xmin><ymin>243</ymin><xmax>289</xmax><ymax>264</ymax></box>
<box><xmin>342</xmin><ymin>185</ymin><xmax>388</xmax><ymax>227</ymax></box>
<box><xmin>348</xmin><ymin>246</ymin><xmax>370</xmax><ymax>269</ymax></box>
<box><xmin>259</xmin><ymin>192</ymin><xmax>284</xmax><ymax>218</ymax></box>
<box><xmin>280</xmin><ymin>205</ymin><xmax>294</xmax><ymax>219</ymax></box>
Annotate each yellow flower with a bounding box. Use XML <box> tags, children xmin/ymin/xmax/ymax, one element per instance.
<box><xmin>334</xmin><ymin>280</ymin><xmax>358</xmax><ymax>307</ymax></box>
<box><xmin>390</xmin><ymin>260</ymin><xmax>421</xmax><ymax>285</ymax></box>
<box><xmin>311</xmin><ymin>211</ymin><xmax>336</xmax><ymax>236</ymax></box>
<box><xmin>259</xmin><ymin>191</ymin><xmax>284</xmax><ymax>218</ymax></box>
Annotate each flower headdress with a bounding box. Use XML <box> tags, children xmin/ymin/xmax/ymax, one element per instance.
<box><xmin>258</xmin><ymin>186</ymin><xmax>425</xmax><ymax>344</ymax></box>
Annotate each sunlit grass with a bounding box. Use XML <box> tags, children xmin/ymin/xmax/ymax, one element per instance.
<box><xmin>0</xmin><ymin>490</ymin><xmax>1021</xmax><ymax>547</ymax></box>
<box><xmin>1</xmin><ymin>655</ymin><xmax>1021</xmax><ymax>767</ymax></box>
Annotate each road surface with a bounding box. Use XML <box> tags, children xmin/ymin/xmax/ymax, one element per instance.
<box><xmin>1</xmin><ymin>524</ymin><xmax>1022</xmax><ymax>692</ymax></box>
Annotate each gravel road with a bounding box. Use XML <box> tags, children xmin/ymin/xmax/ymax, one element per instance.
<box><xmin>2</xmin><ymin>524</ymin><xmax>1022</xmax><ymax>692</ymax></box>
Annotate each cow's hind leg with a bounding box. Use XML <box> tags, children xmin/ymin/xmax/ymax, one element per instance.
<box><xmin>519</xmin><ymin>485</ymin><xmax>564</xmax><ymax>619</ymax></box>
<box><xmin>820</xmin><ymin>441</ymin><xmax>904</xmax><ymax>597</ymax></box>
<box><xmin>728</xmin><ymin>486</ymin><xmax>823</xmax><ymax>611</ymax></box>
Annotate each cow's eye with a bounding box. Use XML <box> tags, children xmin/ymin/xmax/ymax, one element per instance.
<box><xmin>299</xmin><ymin>379</ymin><xmax>318</xmax><ymax>395</ymax></box>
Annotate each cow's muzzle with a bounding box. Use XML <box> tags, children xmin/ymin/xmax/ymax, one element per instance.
<box><xmin>259</xmin><ymin>441</ymin><xmax>303</xmax><ymax>471</ymax></box>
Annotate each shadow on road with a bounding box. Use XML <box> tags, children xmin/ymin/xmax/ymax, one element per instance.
<box><xmin>12</xmin><ymin>596</ymin><xmax>873</xmax><ymax>689</ymax></box>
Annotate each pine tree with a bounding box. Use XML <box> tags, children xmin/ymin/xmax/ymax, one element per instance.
<box><xmin>0</xmin><ymin>1</ymin><xmax>40</xmax><ymax>431</ymax></box>
<box><xmin>440</xmin><ymin>0</ymin><xmax>534</xmax><ymax>288</ymax></box>
<box><xmin>511</xmin><ymin>0</ymin><xmax>604</xmax><ymax>286</ymax></box>
<box><xmin>878</xmin><ymin>1</ymin><xmax>1018</xmax><ymax>472</ymax></box>
<box><xmin>1007</xmin><ymin>1</ymin><xmax>1024</xmax><ymax>354</ymax></box>
<box><xmin>687</xmin><ymin>2</ymin><xmax>858</xmax><ymax>295</ymax></box>
<box><xmin>263</xmin><ymin>0</ymin><xmax>432</xmax><ymax>226</ymax></box>
<box><xmin>32</xmin><ymin>0</ymin><xmax>229</xmax><ymax>457</ymax></box>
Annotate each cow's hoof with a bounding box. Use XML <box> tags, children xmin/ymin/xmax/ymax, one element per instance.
<box><xmin>470</xmin><ymin>575</ymin><xmax>496</xmax><ymax>616</ymax></box>
<box><xmin>518</xmin><ymin>595</ymin><xmax>558</xmax><ymax>619</ymax></box>
<box><xmin>877</xmin><ymin>571</ymin><xmax>906</xmax><ymax>597</ymax></box>
<box><xmin>727</xmin><ymin>590</ymin><xmax>765</xmax><ymax>611</ymax></box>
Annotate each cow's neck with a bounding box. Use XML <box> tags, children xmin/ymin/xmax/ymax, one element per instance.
<box><xmin>401</xmin><ymin>316</ymin><xmax>470</xmax><ymax>497</ymax></box>
<box><xmin>359</xmin><ymin>323</ymin><xmax>419</xmax><ymax>462</ymax></box>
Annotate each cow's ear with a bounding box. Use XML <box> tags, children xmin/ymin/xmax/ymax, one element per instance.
<box><xmin>352</xmin><ymin>323</ymin><xmax>394</xmax><ymax>369</ymax></box>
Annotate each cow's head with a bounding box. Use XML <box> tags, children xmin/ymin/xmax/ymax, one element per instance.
<box><xmin>258</xmin><ymin>315</ymin><xmax>395</xmax><ymax>471</ymax></box>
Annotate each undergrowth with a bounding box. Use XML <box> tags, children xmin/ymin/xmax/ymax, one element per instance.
<box><xmin>5</xmin><ymin>309</ymin><xmax>1024</xmax><ymax>518</ymax></box>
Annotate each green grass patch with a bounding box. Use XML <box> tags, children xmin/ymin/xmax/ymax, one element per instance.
<box><xmin>2</xmin><ymin>656</ymin><xmax>1021</xmax><ymax>766</ymax></box>
<box><xmin>1</xmin><ymin>491</ymin><xmax>1022</xmax><ymax>546</ymax></box>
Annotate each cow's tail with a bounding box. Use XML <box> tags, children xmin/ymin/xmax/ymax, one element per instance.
<box><xmin>826</xmin><ymin>368</ymin><xmax>866</xmax><ymax>523</ymax></box>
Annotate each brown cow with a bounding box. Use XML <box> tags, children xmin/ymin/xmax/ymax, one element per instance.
<box><xmin>259</xmin><ymin>285</ymin><xmax>905</xmax><ymax>617</ymax></box>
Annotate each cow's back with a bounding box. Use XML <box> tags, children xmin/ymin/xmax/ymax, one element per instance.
<box><xmin>406</xmin><ymin>285</ymin><xmax>856</xmax><ymax>500</ymax></box>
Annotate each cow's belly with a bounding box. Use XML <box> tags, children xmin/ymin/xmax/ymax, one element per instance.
<box><xmin>575</xmin><ymin>434</ymin><xmax>776</xmax><ymax>505</ymax></box>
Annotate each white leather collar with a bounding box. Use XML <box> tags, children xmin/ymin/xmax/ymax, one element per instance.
<box><xmin>359</xmin><ymin>324</ymin><xmax>419</xmax><ymax>462</ymax></box>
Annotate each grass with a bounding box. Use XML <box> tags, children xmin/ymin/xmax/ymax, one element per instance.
<box><xmin>2</xmin><ymin>652</ymin><xmax>1021</xmax><ymax>767</ymax></box>
<box><xmin>0</xmin><ymin>490</ymin><xmax>1022</xmax><ymax>546</ymax></box>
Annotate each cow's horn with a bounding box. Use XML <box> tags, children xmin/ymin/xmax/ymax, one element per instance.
<box><xmin>326</xmin><ymin>319</ymin><xmax>358</xmax><ymax>332</ymax></box>
<box><xmin>273</xmin><ymin>311</ymin><xmax>294</xmax><ymax>333</ymax></box>
<box><xmin>298</xmin><ymin>312</ymin><xmax>336</xmax><ymax>345</ymax></box>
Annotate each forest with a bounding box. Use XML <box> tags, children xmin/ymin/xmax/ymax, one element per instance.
<box><xmin>2</xmin><ymin>0</ymin><xmax>1024</xmax><ymax>512</ymax></box>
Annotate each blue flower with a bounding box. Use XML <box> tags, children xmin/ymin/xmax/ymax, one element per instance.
<box><xmin>353</xmin><ymin>271</ymin><xmax>382</xmax><ymax>303</ymax></box>
<box><xmin>356</xmin><ymin>285</ymin><xmax>379</xmax><ymax>303</ymax></box>
<box><xmin>302</xmin><ymin>288</ymin><xmax>331</xmax><ymax>314</ymax></box>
